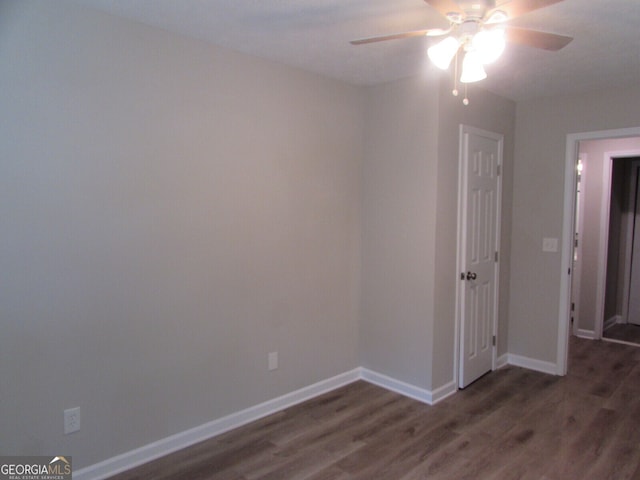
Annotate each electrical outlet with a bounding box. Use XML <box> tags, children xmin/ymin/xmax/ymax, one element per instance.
<box><xmin>64</xmin><ymin>407</ymin><xmax>81</xmax><ymax>434</ymax></box>
<box><xmin>268</xmin><ymin>352</ymin><xmax>278</xmax><ymax>371</ymax></box>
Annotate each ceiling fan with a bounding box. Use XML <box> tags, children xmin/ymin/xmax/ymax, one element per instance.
<box><xmin>351</xmin><ymin>0</ymin><xmax>573</xmax><ymax>102</ymax></box>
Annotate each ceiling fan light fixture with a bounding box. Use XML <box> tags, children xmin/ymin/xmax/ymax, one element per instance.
<box><xmin>428</xmin><ymin>36</ymin><xmax>460</xmax><ymax>70</ymax></box>
<box><xmin>472</xmin><ymin>29</ymin><xmax>505</xmax><ymax>64</ymax></box>
<box><xmin>460</xmin><ymin>50</ymin><xmax>487</xmax><ymax>83</ymax></box>
<box><xmin>485</xmin><ymin>10</ymin><xmax>508</xmax><ymax>24</ymax></box>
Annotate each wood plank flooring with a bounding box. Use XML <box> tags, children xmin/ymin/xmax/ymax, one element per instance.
<box><xmin>108</xmin><ymin>337</ymin><xmax>640</xmax><ymax>480</ymax></box>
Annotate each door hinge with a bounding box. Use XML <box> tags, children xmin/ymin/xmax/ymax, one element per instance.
<box><xmin>496</xmin><ymin>164</ymin><xmax>501</xmax><ymax>176</ymax></box>
<box><xmin>492</xmin><ymin>335</ymin><xmax>496</xmax><ymax>347</ymax></box>
<box><xmin>571</xmin><ymin>302</ymin><xmax>575</xmax><ymax>312</ymax></box>
<box><xmin>495</xmin><ymin>251</ymin><xmax>499</xmax><ymax>262</ymax></box>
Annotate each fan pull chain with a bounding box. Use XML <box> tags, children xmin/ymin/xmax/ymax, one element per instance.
<box><xmin>463</xmin><ymin>83</ymin><xmax>469</xmax><ymax>106</ymax></box>
<box><xmin>452</xmin><ymin>49</ymin><xmax>459</xmax><ymax>97</ymax></box>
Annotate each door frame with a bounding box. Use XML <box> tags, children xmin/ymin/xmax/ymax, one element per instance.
<box><xmin>455</xmin><ymin>124</ymin><xmax>503</xmax><ymax>389</ymax></box>
<box><xmin>559</xmin><ymin>127</ymin><xmax>640</xmax><ymax>376</ymax></box>
<box><xmin>571</xmin><ymin>153</ymin><xmax>586</xmax><ymax>337</ymax></box>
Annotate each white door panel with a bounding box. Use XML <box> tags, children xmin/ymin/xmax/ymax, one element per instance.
<box><xmin>459</xmin><ymin>126</ymin><xmax>502</xmax><ymax>388</ymax></box>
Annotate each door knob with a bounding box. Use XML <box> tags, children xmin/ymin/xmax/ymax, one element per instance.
<box><xmin>466</xmin><ymin>271</ymin><xmax>477</xmax><ymax>281</ymax></box>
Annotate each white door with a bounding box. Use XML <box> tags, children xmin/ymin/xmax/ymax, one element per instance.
<box><xmin>628</xmin><ymin>163</ymin><xmax>640</xmax><ymax>325</ymax></box>
<box><xmin>458</xmin><ymin>125</ymin><xmax>502</xmax><ymax>388</ymax></box>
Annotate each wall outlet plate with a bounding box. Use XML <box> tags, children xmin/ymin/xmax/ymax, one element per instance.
<box><xmin>64</xmin><ymin>407</ymin><xmax>81</xmax><ymax>434</ymax></box>
<box><xmin>268</xmin><ymin>352</ymin><xmax>278</xmax><ymax>371</ymax></box>
<box><xmin>542</xmin><ymin>237</ymin><xmax>559</xmax><ymax>253</ymax></box>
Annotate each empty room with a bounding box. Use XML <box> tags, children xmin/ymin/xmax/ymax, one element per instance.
<box><xmin>1</xmin><ymin>0</ymin><xmax>639</xmax><ymax>478</ymax></box>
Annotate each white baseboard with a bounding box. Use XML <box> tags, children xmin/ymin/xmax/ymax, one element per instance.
<box><xmin>360</xmin><ymin>368</ymin><xmax>455</xmax><ymax>406</ymax></box>
<box><xmin>506</xmin><ymin>353</ymin><xmax>557</xmax><ymax>375</ymax></box>
<box><xmin>75</xmin><ymin>354</ymin><xmax>555</xmax><ymax>480</ymax></box>
<box><xmin>496</xmin><ymin>353</ymin><xmax>509</xmax><ymax>369</ymax></box>
<box><xmin>576</xmin><ymin>328</ymin><xmax>597</xmax><ymax>339</ymax></box>
<box><xmin>603</xmin><ymin>315</ymin><xmax>623</xmax><ymax>331</ymax></box>
<box><xmin>74</xmin><ymin>368</ymin><xmax>361</xmax><ymax>480</ymax></box>
<box><xmin>431</xmin><ymin>380</ymin><xmax>458</xmax><ymax>404</ymax></box>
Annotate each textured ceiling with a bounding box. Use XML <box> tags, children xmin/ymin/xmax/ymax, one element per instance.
<box><xmin>74</xmin><ymin>0</ymin><xmax>640</xmax><ymax>101</ymax></box>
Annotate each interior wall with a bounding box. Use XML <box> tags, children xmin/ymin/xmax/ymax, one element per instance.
<box><xmin>510</xmin><ymin>87</ymin><xmax>640</xmax><ymax>364</ymax></box>
<box><xmin>360</xmin><ymin>75</ymin><xmax>440</xmax><ymax>390</ymax></box>
<box><xmin>0</xmin><ymin>0</ymin><xmax>363</xmax><ymax>468</ymax></box>
<box><xmin>577</xmin><ymin>138</ymin><xmax>640</xmax><ymax>334</ymax></box>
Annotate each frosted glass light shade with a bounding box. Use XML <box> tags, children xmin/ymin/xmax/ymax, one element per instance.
<box><xmin>472</xmin><ymin>29</ymin><xmax>505</xmax><ymax>64</ymax></box>
<box><xmin>460</xmin><ymin>51</ymin><xmax>487</xmax><ymax>83</ymax></box>
<box><xmin>428</xmin><ymin>36</ymin><xmax>460</xmax><ymax>70</ymax></box>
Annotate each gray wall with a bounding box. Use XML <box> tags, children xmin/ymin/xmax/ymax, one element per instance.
<box><xmin>0</xmin><ymin>1</ymin><xmax>363</xmax><ymax>467</ymax></box>
<box><xmin>509</xmin><ymin>87</ymin><xmax>640</xmax><ymax>363</ymax></box>
<box><xmin>360</xmin><ymin>76</ymin><xmax>440</xmax><ymax>390</ymax></box>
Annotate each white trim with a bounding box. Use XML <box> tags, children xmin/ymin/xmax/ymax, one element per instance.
<box><xmin>571</xmin><ymin>153</ymin><xmax>586</xmax><ymax>337</ymax></box>
<box><xmin>560</xmin><ymin>127</ymin><xmax>640</xmax><ymax>377</ymax></box>
<box><xmin>74</xmin><ymin>369</ymin><xmax>361</xmax><ymax>480</ymax></box>
<box><xmin>576</xmin><ymin>329</ymin><xmax>597</xmax><ymax>340</ymax></box>
<box><xmin>360</xmin><ymin>368</ymin><xmax>456</xmax><ymax>405</ymax></box>
<box><xmin>603</xmin><ymin>315</ymin><xmax>622</xmax><ymax>331</ymax></box>
<box><xmin>603</xmin><ymin>337</ymin><xmax>640</xmax><ymax>347</ymax></box>
<box><xmin>507</xmin><ymin>354</ymin><xmax>557</xmax><ymax>375</ymax></box>
<box><xmin>496</xmin><ymin>353</ymin><xmax>509</xmax><ymax>369</ymax></box>
<box><xmin>431</xmin><ymin>380</ymin><xmax>458</xmax><ymax>404</ymax></box>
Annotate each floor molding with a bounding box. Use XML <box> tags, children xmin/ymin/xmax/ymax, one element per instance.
<box><xmin>603</xmin><ymin>315</ymin><xmax>622</xmax><ymax>331</ymax></box>
<box><xmin>74</xmin><ymin>355</ymin><xmax>555</xmax><ymax>479</ymax></box>
<box><xmin>576</xmin><ymin>328</ymin><xmax>597</xmax><ymax>340</ymax></box>
<box><xmin>507</xmin><ymin>353</ymin><xmax>557</xmax><ymax>375</ymax></box>
<box><xmin>73</xmin><ymin>368</ymin><xmax>361</xmax><ymax>480</ymax></box>
<box><xmin>360</xmin><ymin>368</ymin><xmax>454</xmax><ymax>406</ymax></box>
<box><xmin>496</xmin><ymin>353</ymin><xmax>509</xmax><ymax>369</ymax></box>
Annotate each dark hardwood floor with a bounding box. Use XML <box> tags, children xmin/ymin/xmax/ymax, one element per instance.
<box><xmin>109</xmin><ymin>336</ymin><xmax>640</xmax><ymax>480</ymax></box>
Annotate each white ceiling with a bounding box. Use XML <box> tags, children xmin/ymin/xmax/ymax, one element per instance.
<box><xmin>75</xmin><ymin>0</ymin><xmax>639</xmax><ymax>101</ymax></box>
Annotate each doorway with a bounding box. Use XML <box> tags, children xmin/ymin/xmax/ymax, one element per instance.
<box><xmin>560</xmin><ymin>128</ymin><xmax>640</xmax><ymax>373</ymax></box>
<box><xmin>602</xmin><ymin>157</ymin><xmax>640</xmax><ymax>344</ymax></box>
<box><xmin>570</xmin><ymin>140</ymin><xmax>640</xmax><ymax>342</ymax></box>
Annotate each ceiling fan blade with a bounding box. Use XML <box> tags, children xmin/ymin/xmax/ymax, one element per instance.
<box><xmin>423</xmin><ymin>0</ymin><xmax>463</xmax><ymax>18</ymax></box>
<box><xmin>504</xmin><ymin>26</ymin><xmax>573</xmax><ymax>51</ymax></box>
<box><xmin>490</xmin><ymin>0</ymin><xmax>565</xmax><ymax>20</ymax></box>
<box><xmin>350</xmin><ymin>28</ymin><xmax>445</xmax><ymax>45</ymax></box>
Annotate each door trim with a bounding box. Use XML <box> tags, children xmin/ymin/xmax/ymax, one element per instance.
<box><xmin>559</xmin><ymin>127</ymin><xmax>640</xmax><ymax>376</ymax></box>
<box><xmin>455</xmin><ymin>124</ymin><xmax>503</xmax><ymax>389</ymax></box>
